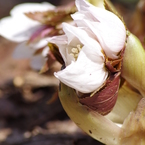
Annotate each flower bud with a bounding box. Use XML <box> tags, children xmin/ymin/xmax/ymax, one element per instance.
<box><xmin>121</xmin><ymin>32</ymin><xmax>145</xmax><ymax>97</ymax></box>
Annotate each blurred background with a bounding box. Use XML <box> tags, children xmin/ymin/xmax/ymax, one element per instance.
<box><xmin>0</xmin><ymin>0</ymin><xmax>74</xmax><ymax>18</ymax></box>
<box><xmin>0</xmin><ymin>0</ymin><xmax>144</xmax><ymax>145</ymax></box>
<box><xmin>0</xmin><ymin>0</ymin><xmax>139</xmax><ymax>19</ymax></box>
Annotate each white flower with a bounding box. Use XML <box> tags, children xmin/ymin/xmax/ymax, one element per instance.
<box><xmin>49</xmin><ymin>23</ymin><xmax>108</xmax><ymax>93</ymax></box>
<box><xmin>0</xmin><ymin>2</ymin><xmax>54</xmax><ymax>42</ymax></box>
<box><xmin>48</xmin><ymin>0</ymin><xmax>126</xmax><ymax>93</ymax></box>
<box><xmin>0</xmin><ymin>2</ymin><xmax>55</xmax><ymax>70</ymax></box>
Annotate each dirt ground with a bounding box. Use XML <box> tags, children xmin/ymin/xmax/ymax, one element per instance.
<box><xmin>0</xmin><ymin>37</ymin><xmax>104</xmax><ymax>145</ymax></box>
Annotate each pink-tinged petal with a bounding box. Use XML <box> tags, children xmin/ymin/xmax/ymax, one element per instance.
<box><xmin>10</xmin><ymin>2</ymin><xmax>55</xmax><ymax>16</ymax></box>
<box><xmin>28</xmin><ymin>25</ymin><xmax>49</xmax><ymax>43</ymax></box>
<box><xmin>28</xmin><ymin>38</ymin><xmax>48</xmax><ymax>49</ymax></box>
<box><xmin>55</xmin><ymin>45</ymin><xmax>108</xmax><ymax>93</ymax></box>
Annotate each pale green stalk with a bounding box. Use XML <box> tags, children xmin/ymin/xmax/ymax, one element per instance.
<box><xmin>59</xmin><ymin>83</ymin><xmax>121</xmax><ymax>145</ymax></box>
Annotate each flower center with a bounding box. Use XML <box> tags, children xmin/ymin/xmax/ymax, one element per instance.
<box><xmin>70</xmin><ymin>44</ymin><xmax>82</xmax><ymax>60</ymax></box>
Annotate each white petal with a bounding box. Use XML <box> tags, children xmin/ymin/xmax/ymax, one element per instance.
<box><xmin>42</xmin><ymin>46</ymin><xmax>49</xmax><ymax>57</ymax></box>
<box><xmin>13</xmin><ymin>38</ymin><xmax>48</xmax><ymax>59</ymax></box>
<box><xmin>0</xmin><ymin>15</ymin><xmax>42</xmax><ymax>42</ymax></box>
<box><xmin>0</xmin><ymin>2</ymin><xmax>55</xmax><ymax>42</ymax></box>
<box><xmin>74</xmin><ymin>0</ymin><xmax>126</xmax><ymax>59</ymax></box>
<box><xmin>71</xmin><ymin>12</ymin><xmax>93</xmax><ymax>24</ymax></box>
<box><xmin>84</xmin><ymin>8</ymin><xmax>126</xmax><ymax>58</ymax></box>
<box><xmin>62</xmin><ymin>23</ymin><xmax>104</xmax><ymax>59</ymax></box>
<box><xmin>30</xmin><ymin>55</ymin><xmax>46</xmax><ymax>70</ymax></box>
<box><xmin>49</xmin><ymin>23</ymin><xmax>104</xmax><ymax>66</ymax></box>
<box><xmin>13</xmin><ymin>42</ymin><xmax>35</xmax><ymax>59</ymax></box>
<box><xmin>48</xmin><ymin>35</ymin><xmax>69</xmax><ymax>65</ymax></box>
<box><xmin>55</xmin><ymin>46</ymin><xmax>108</xmax><ymax>93</ymax></box>
<box><xmin>76</xmin><ymin>19</ymin><xmax>125</xmax><ymax>58</ymax></box>
<box><xmin>10</xmin><ymin>2</ymin><xmax>55</xmax><ymax>16</ymax></box>
<box><xmin>13</xmin><ymin>41</ymin><xmax>48</xmax><ymax>70</ymax></box>
<box><xmin>90</xmin><ymin>22</ymin><xmax>126</xmax><ymax>58</ymax></box>
<box><xmin>29</xmin><ymin>38</ymin><xmax>48</xmax><ymax>49</ymax></box>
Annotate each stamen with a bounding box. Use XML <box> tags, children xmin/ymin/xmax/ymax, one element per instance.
<box><xmin>70</xmin><ymin>44</ymin><xmax>82</xmax><ymax>60</ymax></box>
<box><xmin>72</xmin><ymin>48</ymin><xmax>79</xmax><ymax>54</ymax></box>
<box><xmin>77</xmin><ymin>44</ymin><xmax>82</xmax><ymax>52</ymax></box>
<box><xmin>70</xmin><ymin>53</ymin><xmax>75</xmax><ymax>57</ymax></box>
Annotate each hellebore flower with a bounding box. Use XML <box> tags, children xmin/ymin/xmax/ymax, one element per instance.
<box><xmin>49</xmin><ymin>0</ymin><xmax>126</xmax><ymax>94</ymax></box>
<box><xmin>53</xmin><ymin>1</ymin><xmax>145</xmax><ymax>144</ymax></box>
<box><xmin>0</xmin><ymin>2</ymin><xmax>76</xmax><ymax>70</ymax></box>
<box><xmin>49</xmin><ymin>0</ymin><xmax>145</xmax><ymax>145</ymax></box>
